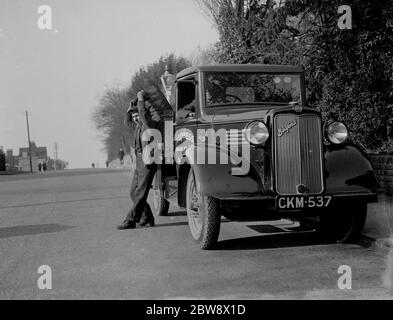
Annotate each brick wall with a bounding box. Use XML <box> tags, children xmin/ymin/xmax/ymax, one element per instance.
<box><xmin>369</xmin><ymin>155</ymin><xmax>393</xmax><ymax>195</ymax></box>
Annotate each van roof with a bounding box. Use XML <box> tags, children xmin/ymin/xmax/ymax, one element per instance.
<box><xmin>177</xmin><ymin>64</ymin><xmax>304</xmax><ymax>79</ymax></box>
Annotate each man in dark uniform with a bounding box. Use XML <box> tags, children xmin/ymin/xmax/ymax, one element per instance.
<box><xmin>118</xmin><ymin>148</ymin><xmax>125</xmax><ymax>165</ymax></box>
<box><xmin>118</xmin><ymin>91</ymin><xmax>162</xmax><ymax>230</ymax></box>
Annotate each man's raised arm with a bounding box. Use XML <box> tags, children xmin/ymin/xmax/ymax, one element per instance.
<box><xmin>137</xmin><ymin>91</ymin><xmax>161</xmax><ymax>129</ymax></box>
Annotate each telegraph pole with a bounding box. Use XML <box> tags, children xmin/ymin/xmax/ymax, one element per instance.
<box><xmin>54</xmin><ymin>142</ymin><xmax>58</xmax><ymax>171</ymax></box>
<box><xmin>25</xmin><ymin>110</ymin><xmax>33</xmax><ymax>173</ymax></box>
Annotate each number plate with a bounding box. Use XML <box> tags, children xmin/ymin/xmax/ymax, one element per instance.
<box><xmin>276</xmin><ymin>195</ymin><xmax>333</xmax><ymax>210</ymax></box>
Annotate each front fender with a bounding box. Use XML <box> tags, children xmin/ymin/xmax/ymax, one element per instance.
<box><xmin>184</xmin><ymin>144</ymin><xmax>263</xmax><ymax>197</ymax></box>
<box><xmin>324</xmin><ymin>144</ymin><xmax>379</xmax><ymax>194</ymax></box>
<box><xmin>181</xmin><ymin>144</ymin><xmax>378</xmax><ymax>197</ymax></box>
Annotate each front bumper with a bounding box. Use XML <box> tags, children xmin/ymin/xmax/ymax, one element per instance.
<box><xmin>215</xmin><ymin>192</ymin><xmax>378</xmax><ymax>210</ymax></box>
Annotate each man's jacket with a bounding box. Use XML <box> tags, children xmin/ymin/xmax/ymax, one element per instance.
<box><xmin>124</xmin><ymin>100</ymin><xmax>162</xmax><ymax>155</ymax></box>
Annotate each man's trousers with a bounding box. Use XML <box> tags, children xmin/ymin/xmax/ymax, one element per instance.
<box><xmin>125</xmin><ymin>153</ymin><xmax>156</xmax><ymax>224</ymax></box>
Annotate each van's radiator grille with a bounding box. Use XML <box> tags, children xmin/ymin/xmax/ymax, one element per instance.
<box><xmin>273</xmin><ymin>113</ymin><xmax>324</xmax><ymax>195</ymax></box>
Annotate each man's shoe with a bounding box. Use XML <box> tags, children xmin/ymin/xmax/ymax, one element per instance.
<box><xmin>117</xmin><ymin>220</ymin><xmax>136</xmax><ymax>230</ymax></box>
<box><xmin>139</xmin><ymin>220</ymin><xmax>155</xmax><ymax>228</ymax></box>
<box><xmin>145</xmin><ymin>221</ymin><xmax>155</xmax><ymax>228</ymax></box>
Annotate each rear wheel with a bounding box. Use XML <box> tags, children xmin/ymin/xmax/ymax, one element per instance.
<box><xmin>152</xmin><ymin>167</ymin><xmax>169</xmax><ymax>216</ymax></box>
<box><xmin>186</xmin><ymin>170</ymin><xmax>221</xmax><ymax>250</ymax></box>
<box><xmin>152</xmin><ymin>187</ymin><xmax>169</xmax><ymax>217</ymax></box>
<box><xmin>319</xmin><ymin>203</ymin><xmax>367</xmax><ymax>243</ymax></box>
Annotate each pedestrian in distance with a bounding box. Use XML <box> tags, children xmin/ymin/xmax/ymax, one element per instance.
<box><xmin>118</xmin><ymin>148</ymin><xmax>125</xmax><ymax>166</ymax></box>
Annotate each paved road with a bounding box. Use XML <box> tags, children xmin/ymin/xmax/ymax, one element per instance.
<box><xmin>0</xmin><ymin>169</ymin><xmax>392</xmax><ymax>299</ymax></box>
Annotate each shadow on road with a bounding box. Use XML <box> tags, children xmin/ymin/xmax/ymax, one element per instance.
<box><xmin>0</xmin><ymin>224</ymin><xmax>75</xmax><ymax>239</ymax></box>
<box><xmin>0</xmin><ymin>196</ymin><xmax>128</xmax><ymax>210</ymax></box>
<box><xmin>0</xmin><ymin>169</ymin><xmax>123</xmax><ymax>182</ymax></box>
<box><xmin>152</xmin><ymin>218</ymin><xmax>232</xmax><ymax>229</ymax></box>
<box><xmin>215</xmin><ymin>231</ymin><xmax>330</xmax><ymax>251</ymax></box>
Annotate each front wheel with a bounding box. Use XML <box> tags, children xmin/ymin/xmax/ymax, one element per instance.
<box><xmin>186</xmin><ymin>170</ymin><xmax>221</xmax><ymax>250</ymax></box>
<box><xmin>319</xmin><ymin>203</ymin><xmax>367</xmax><ymax>243</ymax></box>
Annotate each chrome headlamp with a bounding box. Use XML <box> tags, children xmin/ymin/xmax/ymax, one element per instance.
<box><xmin>245</xmin><ymin>121</ymin><xmax>270</xmax><ymax>145</ymax></box>
<box><xmin>326</xmin><ymin>121</ymin><xmax>348</xmax><ymax>145</ymax></box>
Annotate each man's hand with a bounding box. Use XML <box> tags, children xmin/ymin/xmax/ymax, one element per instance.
<box><xmin>149</xmin><ymin>106</ymin><xmax>161</xmax><ymax>122</ymax></box>
<box><xmin>137</xmin><ymin>91</ymin><xmax>145</xmax><ymax>113</ymax></box>
<box><xmin>137</xmin><ymin>90</ymin><xmax>145</xmax><ymax>101</ymax></box>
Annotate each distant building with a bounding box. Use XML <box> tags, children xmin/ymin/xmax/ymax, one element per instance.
<box><xmin>6</xmin><ymin>149</ymin><xmax>19</xmax><ymax>169</ymax></box>
<box><xmin>0</xmin><ymin>146</ymin><xmax>5</xmax><ymax>171</ymax></box>
<box><xmin>18</xmin><ymin>142</ymin><xmax>48</xmax><ymax>172</ymax></box>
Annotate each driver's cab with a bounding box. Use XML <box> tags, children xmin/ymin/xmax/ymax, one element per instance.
<box><xmin>154</xmin><ymin>72</ymin><xmax>200</xmax><ymax>211</ymax></box>
<box><xmin>175</xmin><ymin>74</ymin><xmax>199</xmax><ymax>126</ymax></box>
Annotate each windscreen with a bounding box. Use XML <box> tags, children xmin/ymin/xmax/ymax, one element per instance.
<box><xmin>204</xmin><ymin>72</ymin><xmax>302</xmax><ymax>107</ymax></box>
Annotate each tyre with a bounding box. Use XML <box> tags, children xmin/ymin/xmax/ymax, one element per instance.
<box><xmin>319</xmin><ymin>202</ymin><xmax>367</xmax><ymax>243</ymax></box>
<box><xmin>152</xmin><ymin>167</ymin><xmax>169</xmax><ymax>216</ymax></box>
<box><xmin>152</xmin><ymin>187</ymin><xmax>170</xmax><ymax>216</ymax></box>
<box><xmin>186</xmin><ymin>170</ymin><xmax>221</xmax><ymax>250</ymax></box>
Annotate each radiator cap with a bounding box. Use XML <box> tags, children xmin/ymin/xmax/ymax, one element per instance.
<box><xmin>290</xmin><ymin>101</ymin><xmax>303</xmax><ymax>113</ymax></box>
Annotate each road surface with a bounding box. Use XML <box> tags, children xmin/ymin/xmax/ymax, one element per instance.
<box><xmin>0</xmin><ymin>169</ymin><xmax>392</xmax><ymax>299</ymax></box>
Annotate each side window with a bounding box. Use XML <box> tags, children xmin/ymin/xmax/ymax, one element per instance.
<box><xmin>176</xmin><ymin>78</ymin><xmax>197</xmax><ymax>123</ymax></box>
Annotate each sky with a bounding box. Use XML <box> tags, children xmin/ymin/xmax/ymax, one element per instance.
<box><xmin>0</xmin><ymin>0</ymin><xmax>218</xmax><ymax>168</ymax></box>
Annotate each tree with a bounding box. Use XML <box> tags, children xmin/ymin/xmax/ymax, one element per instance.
<box><xmin>128</xmin><ymin>54</ymin><xmax>190</xmax><ymax>97</ymax></box>
<box><xmin>196</xmin><ymin>0</ymin><xmax>393</xmax><ymax>152</ymax></box>
<box><xmin>93</xmin><ymin>54</ymin><xmax>191</xmax><ymax>161</ymax></box>
<box><xmin>194</xmin><ymin>0</ymin><xmax>302</xmax><ymax>64</ymax></box>
<box><xmin>283</xmin><ymin>0</ymin><xmax>393</xmax><ymax>151</ymax></box>
<box><xmin>92</xmin><ymin>86</ymin><xmax>130</xmax><ymax>161</ymax></box>
<box><xmin>190</xmin><ymin>44</ymin><xmax>220</xmax><ymax>66</ymax></box>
